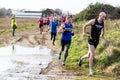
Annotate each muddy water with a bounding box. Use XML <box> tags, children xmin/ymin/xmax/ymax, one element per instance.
<box><xmin>0</xmin><ymin>45</ymin><xmax>53</xmax><ymax>80</ymax></box>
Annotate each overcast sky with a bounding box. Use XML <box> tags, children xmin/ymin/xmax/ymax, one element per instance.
<box><xmin>0</xmin><ymin>0</ymin><xmax>120</xmax><ymax>14</ymax></box>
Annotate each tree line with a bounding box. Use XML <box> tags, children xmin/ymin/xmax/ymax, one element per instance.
<box><xmin>0</xmin><ymin>8</ymin><xmax>12</xmax><ymax>17</ymax></box>
<box><xmin>0</xmin><ymin>7</ymin><xmax>63</xmax><ymax>17</ymax></box>
<box><xmin>73</xmin><ymin>2</ymin><xmax>120</xmax><ymax>21</ymax></box>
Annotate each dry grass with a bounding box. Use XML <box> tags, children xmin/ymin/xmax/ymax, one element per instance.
<box><xmin>0</xmin><ymin>17</ymin><xmax>38</xmax><ymax>29</ymax></box>
<box><xmin>0</xmin><ymin>17</ymin><xmax>39</xmax><ymax>34</ymax></box>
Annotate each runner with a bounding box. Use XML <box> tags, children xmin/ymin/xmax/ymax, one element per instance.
<box><xmin>50</xmin><ymin>17</ymin><xmax>59</xmax><ymax>45</ymax></box>
<box><xmin>78</xmin><ymin>12</ymin><xmax>106</xmax><ymax>75</ymax></box>
<box><xmin>58</xmin><ymin>15</ymin><xmax>62</xmax><ymax>26</ymax></box>
<box><xmin>57</xmin><ymin>16</ymin><xmax>74</xmax><ymax>65</ymax></box>
<box><xmin>11</xmin><ymin>14</ymin><xmax>17</xmax><ymax>36</ymax></box>
<box><xmin>62</xmin><ymin>15</ymin><xmax>66</xmax><ymax>22</ymax></box>
<box><xmin>43</xmin><ymin>15</ymin><xmax>47</xmax><ymax>32</ymax></box>
<box><xmin>46</xmin><ymin>15</ymin><xmax>50</xmax><ymax>31</ymax></box>
<box><xmin>38</xmin><ymin>15</ymin><xmax>44</xmax><ymax>34</ymax></box>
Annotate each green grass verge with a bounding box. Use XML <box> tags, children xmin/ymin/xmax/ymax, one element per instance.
<box><xmin>57</xmin><ymin>19</ymin><xmax>120</xmax><ymax>79</ymax></box>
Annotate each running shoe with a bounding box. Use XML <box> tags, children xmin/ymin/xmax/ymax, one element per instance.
<box><xmin>62</xmin><ymin>61</ymin><xmax>65</xmax><ymax>65</ymax></box>
<box><xmin>89</xmin><ymin>70</ymin><xmax>94</xmax><ymax>75</ymax></box>
<box><xmin>78</xmin><ymin>57</ymin><xmax>82</xmax><ymax>66</ymax></box>
<box><xmin>58</xmin><ymin>54</ymin><xmax>61</xmax><ymax>60</ymax></box>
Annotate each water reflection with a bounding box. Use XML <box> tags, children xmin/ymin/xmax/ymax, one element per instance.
<box><xmin>0</xmin><ymin>45</ymin><xmax>52</xmax><ymax>72</ymax></box>
<box><xmin>12</xmin><ymin>45</ymin><xmax>16</xmax><ymax>54</ymax></box>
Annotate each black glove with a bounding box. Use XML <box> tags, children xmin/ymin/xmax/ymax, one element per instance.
<box><xmin>72</xmin><ymin>32</ymin><xmax>74</xmax><ymax>36</ymax></box>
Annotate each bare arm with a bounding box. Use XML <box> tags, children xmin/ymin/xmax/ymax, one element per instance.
<box><xmin>83</xmin><ymin>19</ymin><xmax>95</xmax><ymax>37</ymax></box>
<box><xmin>57</xmin><ymin>23</ymin><xmax>64</xmax><ymax>34</ymax></box>
<box><xmin>101</xmin><ymin>27</ymin><xmax>104</xmax><ymax>39</ymax></box>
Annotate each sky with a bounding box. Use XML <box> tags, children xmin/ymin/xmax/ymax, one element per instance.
<box><xmin>0</xmin><ymin>0</ymin><xmax>120</xmax><ymax>14</ymax></box>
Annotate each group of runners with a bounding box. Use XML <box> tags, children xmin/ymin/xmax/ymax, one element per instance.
<box><xmin>56</xmin><ymin>12</ymin><xmax>106</xmax><ymax>76</ymax></box>
<box><xmin>11</xmin><ymin>12</ymin><xmax>106</xmax><ymax>75</ymax></box>
<box><xmin>38</xmin><ymin>14</ymin><xmax>66</xmax><ymax>33</ymax></box>
<box><xmin>38</xmin><ymin>14</ymin><xmax>68</xmax><ymax>45</ymax></box>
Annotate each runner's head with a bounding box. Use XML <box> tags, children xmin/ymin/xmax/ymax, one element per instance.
<box><xmin>11</xmin><ymin>14</ymin><xmax>15</xmax><ymax>19</ymax></box>
<box><xmin>98</xmin><ymin>12</ymin><xmax>106</xmax><ymax>21</ymax></box>
<box><xmin>66</xmin><ymin>16</ymin><xmax>72</xmax><ymax>24</ymax></box>
<box><xmin>53</xmin><ymin>17</ymin><xmax>57</xmax><ymax>21</ymax></box>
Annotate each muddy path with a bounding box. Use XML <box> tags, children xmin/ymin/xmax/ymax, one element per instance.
<box><xmin>0</xmin><ymin>28</ymin><xmax>80</xmax><ymax>80</ymax></box>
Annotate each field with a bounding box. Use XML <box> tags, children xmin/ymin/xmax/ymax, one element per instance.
<box><xmin>0</xmin><ymin>17</ymin><xmax>38</xmax><ymax>34</ymax></box>
<box><xmin>0</xmin><ymin>17</ymin><xmax>120</xmax><ymax>80</ymax></box>
<box><xmin>0</xmin><ymin>17</ymin><xmax>39</xmax><ymax>46</ymax></box>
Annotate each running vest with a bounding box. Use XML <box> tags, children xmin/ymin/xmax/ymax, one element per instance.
<box><xmin>61</xmin><ymin>23</ymin><xmax>73</xmax><ymax>40</ymax></box>
<box><xmin>39</xmin><ymin>18</ymin><xmax>43</xmax><ymax>25</ymax></box>
<box><xmin>46</xmin><ymin>17</ymin><xmax>50</xmax><ymax>23</ymax></box>
<box><xmin>50</xmin><ymin>21</ymin><xmax>58</xmax><ymax>33</ymax></box>
<box><xmin>11</xmin><ymin>18</ymin><xmax>17</xmax><ymax>27</ymax></box>
<box><xmin>91</xmin><ymin>18</ymin><xmax>104</xmax><ymax>39</ymax></box>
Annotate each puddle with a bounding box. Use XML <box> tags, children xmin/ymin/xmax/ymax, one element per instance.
<box><xmin>0</xmin><ymin>45</ymin><xmax>52</xmax><ymax>73</ymax></box>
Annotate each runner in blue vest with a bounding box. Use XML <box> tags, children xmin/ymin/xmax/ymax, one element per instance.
<box><xmin>57</xmin><ymin>16</ymin><xmax>74</xmax><ymax>65</ymax></box>
<box><xmin>78</xmin><ymin>12</ymin><xmax>106</xmax><ymax>75</ymax></box>
<box><xmin>50</xmin><ymin>17</ymin><xmax>58</xmax><ymax>45</ymax></box>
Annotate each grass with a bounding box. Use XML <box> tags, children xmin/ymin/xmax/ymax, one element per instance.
<box><xmin>0</xmin><ymin>17</ymin><xmax>39</xmax><ymax>34</ymax></box>
<box><xmin>75</xmin><ymin>75</ymin><xmax>117</xmax><ymax>80</ymax></box>
<box><xmin>57</xmin><ymin>19</ymin><xmax>120</xmax><ymax>79</ymax></box>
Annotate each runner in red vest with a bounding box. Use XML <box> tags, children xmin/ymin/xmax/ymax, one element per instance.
<box><xmin>38</xmin><ymin>15</ymin><xmax>44</xmax><ymax>34</ymax></box>
<box><xmin>62</xmin><ymin>15</ymin><xmax>66</xmax><ymax>22</ymax></box>
<box><xmin>46</xmin><ymin>15</ymin><xmax>50</xmax><ymax>31</ymax></box>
